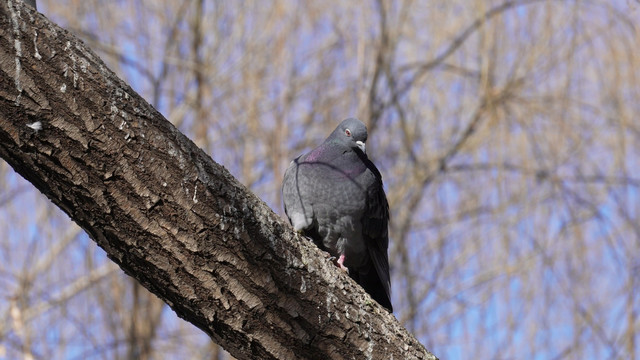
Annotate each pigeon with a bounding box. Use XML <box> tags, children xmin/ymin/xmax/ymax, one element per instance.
<box><xmin>282</xmin><ymin>118</ymin><xmax>392</xmax><ymax>312</ymax></box>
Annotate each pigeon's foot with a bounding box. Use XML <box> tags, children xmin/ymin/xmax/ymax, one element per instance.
<box><xmin>336</xmin><ymin>254</ymin><xmax>349</xmax><ymax>273</ymax></box>
<box><xmin>327</xmin><ymin>255</ymin><xmax>349</xmax><ymax>274</ymax></box>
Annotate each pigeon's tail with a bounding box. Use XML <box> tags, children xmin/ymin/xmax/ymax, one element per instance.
<box><xmin>350</xmin><ymin>267</ymin><xmax>393</xmax><ymax>312</ymax></box>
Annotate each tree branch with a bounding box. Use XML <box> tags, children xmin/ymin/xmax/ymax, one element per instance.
<box><xmin>0</xmin><ymin>1</ymin><xmax>437</xmax><ymax>359</ymax></box>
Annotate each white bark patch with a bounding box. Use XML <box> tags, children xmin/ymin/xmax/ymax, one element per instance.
<box><xmin>192</xmin><ymin>184</ymin><xmax>198</xmax><ymax>203</ymax></box>
<box><xmin>326</xmin><ymin>292</ymin><xmax>339</xmax><ymax>320</ymax></box>
<box><xmin>26</xmin><ymin>121</ymin><xmax>42</xmax><ymax>131</ymax></box>
<box><xmin>33</xmin><ymin>30</ymin><xmax>41</xmax><ymax>60</ymax></box>
<box><xmin>299</xmin><ymin>275</ymin><xmax>307</xmax><ymax>293</ymax></box>
<box><xmin>63</xmin><ymin>42</ymin><xmax>79</xmax><ymax>88</ymax></box>
<box><xmin>364</xmin><ymin>324</ymin><xmax>374</xmax><ymax>359</ymax></box>
<box><xmin>8</xmin><ymin>1</ymin><xmax>23</xmax><ymax>94</ymax></box>
<box><xmin>14</xmin><ymin>42</ymin><xmax>22</xmax><ymax>92</ymax></box>
<box><xmin>79</xmin><ymin>58</ymin><xmax>88</xmax><ymax>73</ymax></box>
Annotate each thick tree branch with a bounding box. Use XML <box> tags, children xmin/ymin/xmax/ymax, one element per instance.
<box><xmin>0</xmin><ymin>2</ymin><xmax>437</xmax><ymax>360</ymax></box>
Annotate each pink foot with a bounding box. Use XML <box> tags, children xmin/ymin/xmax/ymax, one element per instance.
<box><xmin>336</xmin><ymin>254</ymin><xmax>349</xmax><ymax>273</ymax></box>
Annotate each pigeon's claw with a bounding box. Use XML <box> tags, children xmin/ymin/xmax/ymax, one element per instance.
<box><xmin>336</xmin><ymin>254</ymin><xmax>349</xmax><ymax>273</ymax></box>
<box><xmin>327</xmin><ymin>255</ymin><xmax>349</xmax><ymax>273</ymax></box>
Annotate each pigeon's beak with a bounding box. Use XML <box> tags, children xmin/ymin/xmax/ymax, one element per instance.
<box><xmin>356</xmin><ymin>140</ymin><xmax>366</xmax><ymax>154</ymax></box>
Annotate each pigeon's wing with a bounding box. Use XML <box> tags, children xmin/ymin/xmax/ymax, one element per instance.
<box><xmin>360</xmin><ymin>156</ymin><xmax>392</xmax><ymax>311</ymax></box>
<box><xmin>282</xmin><ymin>157</ymin><xmax>297</xmax><ymax>222</ymax></box>
<box><xmin>283</xmin><ymin>127</ymin><xmax>392</xmax><ymax>311</ymax></box>
<box><xmin>282</xmin><ymin>155</ymin><xmax>314</xmax><ymax>232</ymax></box>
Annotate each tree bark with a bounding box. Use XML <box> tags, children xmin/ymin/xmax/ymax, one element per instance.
<box><xmin>0</xmin><ymin>2</ymin><xmax>437</xmax><ymax>359</ymax></box>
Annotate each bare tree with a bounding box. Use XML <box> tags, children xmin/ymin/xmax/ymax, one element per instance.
<box><xmin>0</xmin><ymin>1</ymin><xmax>436</xmax><ymax>360</ymax></box>
<box><xmin>1</xmin><ymin>0</ymin><xmax>639</xmax><ymax>359</ymax></box>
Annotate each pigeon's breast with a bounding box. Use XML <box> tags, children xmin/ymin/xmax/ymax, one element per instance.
<box><xmin>292</xmin><ymin>145</ymin><xmax>375</xmax><ymax>256</ymax></box>
<box><xmin>300</xmin><ymin>158</ymin><xmax>370</xmax><ymax>241</ymax></box>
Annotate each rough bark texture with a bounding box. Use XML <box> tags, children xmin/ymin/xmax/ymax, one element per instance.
<box><xmin>0</xmin><ymin>2</ymin><xmax>437</xmax><ymax>359</ymax></box>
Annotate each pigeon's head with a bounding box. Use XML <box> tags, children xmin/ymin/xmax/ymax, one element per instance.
<box><xmin>329</xmin><ymin>118</ymin><xmax>368</xmax><ymax>153</ymax></box>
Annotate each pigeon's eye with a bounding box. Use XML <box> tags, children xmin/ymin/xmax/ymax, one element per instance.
<box><xmin>345</xmin><ymin>129</ymin><xmax>351</xmax><ymax>137</ymax></box>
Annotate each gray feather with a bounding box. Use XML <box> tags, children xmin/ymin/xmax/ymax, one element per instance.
<box><xmin>282</xmin><ymin>118</ymin><xmax>392</xmax><ymax>311</ymax></box>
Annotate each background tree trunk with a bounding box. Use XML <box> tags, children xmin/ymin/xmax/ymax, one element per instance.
<box><xmin>0</xmin><ymin>1</ymin><xmax>436</xmax><ymax>360</ymax></box>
